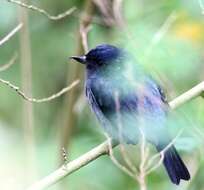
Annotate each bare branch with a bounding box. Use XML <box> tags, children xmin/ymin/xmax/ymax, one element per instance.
<box><xmin>118</xmin><ymin>144</ymin><xmax>138</xmax><ymax>173</ymax></box>
<box><xmin>139</xmin><ymin>128</ymin><xmax>147</xmax><ymax>172</ymax></box>
<box><xmin>62</xmin><ymin>147</ymin><xmax>68</xmax><ymax>166</ymax></box>
<box><xmin>114</xmin><ymin>91</ymin><xmax>139</xmax><ymax>174</ymax></box>
<box><xmin>113</xmin><ymin>0</ymin><xmax>125</xmax><ymax>27</ymax></box>
<box><xmin>92</xmin><ymin>0</ymin><xmax>115</xmax><ymax>26</ymax></box>
<box><xmin>145</xmin><ymin>11</ymin><xmax>177</xmax><ymax>56</ymax></box>
<box><xmin>27</xmin><ymin>140</ymin><xmax>114</xmax><ymax>190</ymax></box>
<box><xmin>25</xmin><ymin>81</ymin><xmax>204</xmax><ymax>190</ymax></box>
<box><xmin>138</xmin><ymin>127</ymin><xmax>149</xmax><ymax>190</ymax></box>
<box><xmin>169</xmin><ymin>81</ymin><xmax>204</xmax><ymax>109</ymax></box>
<box><xmin>0</xmin><ymin>23</ymin><xmax>23</xmax><ymax>46</ymax></box>
<box><xmin>106</xmin><ymin>136</ymin><xmax>138</xmax><ymax>180</ymax></box>
<box><xmin>79</xmin><ymin>24</ymin><xmax>92</xmax><ymax>53</ymax></box>
<box><xmin>7</xmin><ymin>0</ymin><xmax>76</xmax><ymax>21</ymax></box>
<box><xmin>151</xmin><ymin>11</ymin><xmax>177</xmax><ymax>46</ymax></box>
<box><xmin>92</xmin><ymin>0</ymin><xmax>111</xmax><ymax>18</ymax></box>
<box><xmin>0</xmin><ymin>79</ymin><xmax>80</xmax><ymax>103</ymax></box>
<box><xmin>0</xmin><ymin>53</ymin><xmax>18</xmax><ymax>72</ymax></box>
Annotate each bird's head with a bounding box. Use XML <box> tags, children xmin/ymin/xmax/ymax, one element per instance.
<box><xmin>70</xmin><ymin>44</ymin><xmax>124</xmax><ymax>71</ymax></box>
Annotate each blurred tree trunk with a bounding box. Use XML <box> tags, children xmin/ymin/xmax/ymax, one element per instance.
<box><xmin>60</xmin><ymin>0</ymin><xmax>95</xmax><ymax>161</ymax></box>
<box><xmin>18</xmin><ymin>0</ymin><xmax>36</xmax><ymax>184</ymax></box>
<box><xmin>58</xmin><ymin>2</ymin><xmax>95</xmax><ymax>190</ymax></box>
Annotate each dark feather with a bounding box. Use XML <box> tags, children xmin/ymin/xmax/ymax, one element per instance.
<box><xmin>156</xmin><ymin>145</ymin><xmax>190</xmax><ymax>185</ymax></box>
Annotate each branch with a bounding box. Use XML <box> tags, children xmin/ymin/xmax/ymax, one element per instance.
<box><xmin>0</xmin><ymin>79</ymin><xmax>80</xmax><ymax>103</ymax></box>
<box><xmin>150</xmin><ymin>11</ymin><xmax>177</xmax><ymax>46</ymax></box>
<box><xmin>26</xmin><ymin>81</ymin><xmax>204</xmax><ymax>190</ymax></box>
<box><xmin>113</xmin><ymin>0</ymin><xmax>125</xmax><ymax>27</ymax></box>
<box><xmin>106</xmin><ymin>136</ymin><xmax>137</xmax><ymax>180</ymax></box>
<box><xmin>7</xmin><ymin>0</ymin><xmax>76</xmax><ymax>21</ymax></box>
<box><xmin>138</xmin><ymin>128</ymin><xmax>148</xmax><ymax>190</ymax></box>
<box><xmin>0</xmin><ymin>23</ymin><xmax>23</xmax><ymax>46</ymax></box>
<box><xmin>79</xmin><ymin>24</ymin><xmax>92</xmax><ymax>53</ymax></box>
<box><xmin>0</xmin><ymin>53</ymin><xmax>18</xmax><ymax>72</ymax></box>
<box><xmin>169</xmin><ymin>81</ymin><xmax>204</xmax><ymax>109</ymax></box>
<box><xmin>59</xmin><ymin>0</ymin><xmax>95</xmax><ymax>168</ymax></box>
<box><xmin>92</xmin><ymin>0</ymin><xmax>115</xmax><ymax>26</ymax></box>
<box><xmin>27</xmin><ymin>141</ymin><xmax>112</xmax><ymax>190</ymax></box>
<box><xmin>145</xmin><ymin>11</ymin><xmax>177</xmax><ymax>56</ymax></box>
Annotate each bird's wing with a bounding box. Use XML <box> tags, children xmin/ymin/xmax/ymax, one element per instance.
<box><xmin>145</xmin><ymin>76</ymin><xmax>168</xmax><ymax>104</ymax></box>
<box><xmin>85</xmin><ymin>85</ymin><xmax>108</xmax><ymax>125</ymax></box>
<box><xmin>86</xmin><ymin>74</ymin><xmax>168</xmax><ymax>144</ymax></box>
<box><xmin>85</xmin><ymin>77</ymin><xmax>141</xmax><ymax>143</ymax></box>
<box><xmin>85</xmin><ymin>83</ymin><xmax>117</xmax><ymax>138</ymax></box>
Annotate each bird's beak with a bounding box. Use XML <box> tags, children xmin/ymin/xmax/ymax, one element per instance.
<box><xmin>70</xmin><ymin>55</ymin><xmax>86</xmax><ymax>64</ymax></box>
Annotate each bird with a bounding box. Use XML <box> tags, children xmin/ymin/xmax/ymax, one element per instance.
<box><xmin>70</xmin><ymin>44</ymin><xmax>190</xmax><ymax>185</ymax></box>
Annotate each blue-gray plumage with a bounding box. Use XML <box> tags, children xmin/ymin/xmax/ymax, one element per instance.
<box><xmin>70</xmin><ymin>44</ymin><xmax>190</xmax><ymax>185</ymax></box>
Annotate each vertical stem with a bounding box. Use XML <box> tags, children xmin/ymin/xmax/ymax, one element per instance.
<box><xmin>58</xmin><ymin>2</ymin><xmax>95</xmax><ymax>190</ymax></box>
<box><xmin>139</xmin><ymin>174</ymin><xmax>147</xmax><ymax>190</ymax></box>
<box><xmin>139</xmin><ymin>128</ymin><xmax>147</xmax><ymax>190</ymax></box>
<box><xmin>60</xmin><ymin>0</ymin><xmax>95</xmax><ymax>160</ymax></box>
<box><xmin>18</xmin><ymin>0</ymin><xmax>36</xmax><ymax>183</ymax></box>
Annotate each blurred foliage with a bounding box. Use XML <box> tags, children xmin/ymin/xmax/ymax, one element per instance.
<box><xmin>0</xmin><ymin>0</ymin><xmax>204</xmax><ymax>190</ymax></box>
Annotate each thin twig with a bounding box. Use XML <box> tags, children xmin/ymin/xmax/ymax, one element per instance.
<box><xmin>139</xmin><ymin>129</ymin><xmax>147</xmax><ymax>172</ymax></box>
<box><xmin>7</xmin><ymin>0</ymin><xmax>76</xmax><ymax>20</ymax></box>
<box><xmin>0</xmin><ymin>79</ymin><xmax>80</xmax><ymax>103</ymax></box>
<box><xmin>150</xmin><ymin>11</ymin><xmax>177</xmax><ymax>46</ymax></box>
<box><xmin>114</xmin><ymin>91</ymin><xmax>149</xmax><ymax>190</ymax></box>
<box><xmin>0</xmin><ymin>23</ymin><xmax>23</xmax><ymax>46</ymax></box>
<box><xmin>113</xmin><ymin>0</ymin><xmax>125</xmax><ymax>27</ymax></box>
<box><xmin>27</xmin><ymin>140</ymin><xmax>114</xmax><ymax>190</ymax></box>
<box><xmin>62</xmin><ymin>147</ymin><xmax>68</xmax><ymax>166</ymax></box>
<box><xmin>119</xmin><ymin>144</ymin><xmax>138</xmax><ymax>173</ymax></box>
<box><xmin>106</xmin><ymin>136</ymin><xmax>138</xmax><ymax>180</ymax></box>
<box><xmin>92</xmin><ymin>0</ymin><xmax>111</xmax><ymax>19</ymax></box>
<box><xmin>138</xmin><ymin>127</ymin><xmax>148</xmax><ymax>190</ymax></box>
<box><xmin>92</xmin><ymin>0</ymin><xmax>115</xmax><ymax>26</ymax></box>
<box><xmin>25</xmin><ymin>81</ymin><xmax>204</xmax><ymax>190</ymax></box>
<box><xmin>145</xmin><ymin>11</ymin><xmax>177</xmax><ymax>56</ymax></box>
<box><xmin>169</xmin><ymin>81</ymin><xmax>204</xmax><ymax>109</ymax></box>
<box><xmin>114</xmin><ymin>92</ymin><xmax>138</xmax><ymax>174</ymax></box>
<box><xmin>0</xmin><ymin>53</ymin><xmax>18</xmax><ymax>72</ymax></box>
<box><xmin>79</xmin><ymin>24</ymin><xmax>92</xmax><ymax>53</ymax></box>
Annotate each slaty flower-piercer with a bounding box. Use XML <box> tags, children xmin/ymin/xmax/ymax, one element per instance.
<box><xmin>70</xmin><ymin>44</ymin><xmax>190</xmax><ymax>185</ymax></box>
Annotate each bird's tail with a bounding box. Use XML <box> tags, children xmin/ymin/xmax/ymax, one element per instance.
<box><xmin>156</xmin><ymin>145</ymin><xmax>190</xmax><ymax>185</ymax></box>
